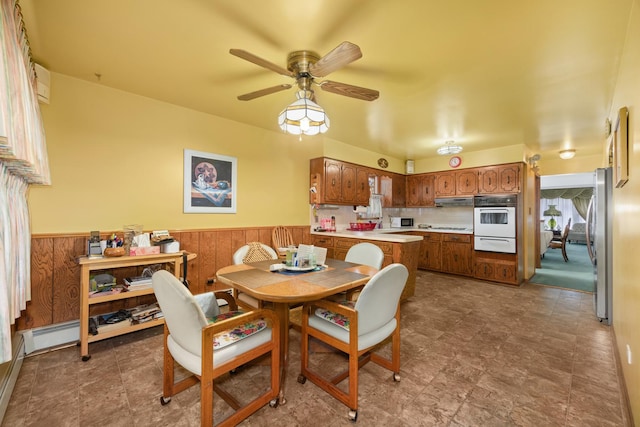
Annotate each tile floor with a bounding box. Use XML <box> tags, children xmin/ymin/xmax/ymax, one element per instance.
<box><xmin>2</xmin><ymin>271</ymin><xmax>632</xmax><ymax>426</ymax></box>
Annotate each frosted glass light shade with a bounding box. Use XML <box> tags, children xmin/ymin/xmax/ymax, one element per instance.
<box><xmin>278</xmin><ymin>90</ymin><xmax>330</xmax><ymax>136</ymax></box>
<box><xmin>437</xmin><ymin>140</ymin><xmax>463</xmax><ymax>155</ymax></box>
<box><xmin>559</xmin><ymin>149</ymin><xmax>576</xmax><ymax>159</ymax></box>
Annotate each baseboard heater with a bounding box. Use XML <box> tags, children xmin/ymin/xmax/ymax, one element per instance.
<box><xmin>0</xmin><ymin>333</ymin><xmax>25</xmax><ymax>423</ymax></box>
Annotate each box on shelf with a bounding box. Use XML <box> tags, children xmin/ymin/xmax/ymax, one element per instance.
<box><xmin>161</xmin><ymin>241</ymin><xmax>180</xmax><ymax>253</ymax></box>
<box><xmin>129</xmin><ymin>246</ymin><xmax>161</xmax><ymax>256</ymax></box>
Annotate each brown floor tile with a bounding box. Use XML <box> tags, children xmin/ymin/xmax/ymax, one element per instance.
<box><xmin>2</xmin><ymin>272</ymin><xmax>631</xmax><ymax>426</ymax></box>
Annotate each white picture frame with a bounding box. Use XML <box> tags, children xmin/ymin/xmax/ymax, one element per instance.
<box><xmin>183</xmin><ymin>149</ymin><xmax>237</xmax><ymax>213</ymax></box>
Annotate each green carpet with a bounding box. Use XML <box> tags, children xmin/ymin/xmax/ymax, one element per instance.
<box><xmin>530</xmin><ymin>242</ymin><xmax>594</xmax><ymax>292</ymax></box>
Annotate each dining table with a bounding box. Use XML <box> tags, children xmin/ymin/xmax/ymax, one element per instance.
<box><xmin>215</xmin><ymin>258</ymin><xmax>378</xmax><ymax>405</ymax></box>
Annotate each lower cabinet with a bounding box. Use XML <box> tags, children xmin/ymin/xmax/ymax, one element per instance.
<box><xmin>310</xmin><ymin>234</ymin><xmax>419</xmax><ymax>301</ymax></box>
<box><xmin>474</xmin><ymin>251</ymin><xmax>518</xmax><ymax>285</ymax></box>
<box><xmin>441</xmin><ymin>233</ymin><xmax>474</xmax><ymax>276</ymax></box>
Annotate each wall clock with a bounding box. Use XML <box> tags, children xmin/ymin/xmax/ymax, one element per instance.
<box><xmin>377</xmin><ymin>158</ymin><xmax>389</xmax><ymax>168</ymax></box>
<box><xmin>449</xmin><ymin>156</ymin><xmax>462</xmax><ymax>168</ymax></box>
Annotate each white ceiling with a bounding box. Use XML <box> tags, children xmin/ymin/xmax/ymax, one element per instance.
<box><xmin>20</xmin><ymin>0</ymin><xmax>633</xmax><ymax>160</ymax></box>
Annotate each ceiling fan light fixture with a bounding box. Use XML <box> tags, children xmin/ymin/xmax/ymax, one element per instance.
<box><xmin>559</xmin><ymin>149</ymin><xmax>576</xmax><ymax>160</ymax></box>
<box><xmin>278</xmin><ymin>90</ymin><xmax>330</xmax><ymax>136</ymax></box>
<box><xmin>437</xmin><ymin>140</ymin><xmax>463</xmax><ymax>155</ymax></box>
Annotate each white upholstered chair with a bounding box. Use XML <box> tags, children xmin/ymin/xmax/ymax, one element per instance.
<box><xmin>345</xmin><ymin>242</ymin><xmax>384</xmax><ymax>268</ymax></box>
<box><xmin>338</xmin><ymin>242</ymin><xmax>385</xmax><ymax>300</ymax></box>
<box><xmin>152</xmin><ymin>270</ymin><xmax>280</xmax><ymax>427</ymax></box>
<box><xmin>232</xmin><ymin>242</ymin><xmax>278</xmax><ymax>310</ymax></box>
<box><xmin>298</xmin><ymin>263</ymin><xmax>408</xmax><ymax>422</ymax></box>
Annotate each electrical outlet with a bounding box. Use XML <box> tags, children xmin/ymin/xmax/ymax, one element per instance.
<box><xmin>627</xmin><ymin>344</ymin><xmax>632</xmax><ymax>365</ymax></box>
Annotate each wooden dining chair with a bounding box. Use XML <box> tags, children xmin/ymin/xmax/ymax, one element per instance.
<box><xmin>271</xmin><ymin>226</ymin><xmax>295</xmax><ymax>258</ymax></box>
<box><xmin>549</xmin><ymin>219</ymin><xmax>571</xmax><ymax>262</ymax></box>
<box><xmin>232</xmin><ymin>242</ymin><xmax>278</xmax><ymax>310</ymax></box>
<box><xmin>151</xmin><ymin>270</ymin><xmax>280</xmax><ymax>427</ymax></box>
<box><xmin>298</xmin><ymin>264</ymin><xmax>408</xmax><ymax>422</ymax></box>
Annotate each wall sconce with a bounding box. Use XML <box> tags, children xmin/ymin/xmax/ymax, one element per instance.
<box><xmin>527</xmin><ymin>154</ymin><xmax>541</xmax><ymax>167</ymax></box>
<box><xmin>559</xmin><ymin>149</ymin><xmax>576</xmax><ymax>160</ymax></box>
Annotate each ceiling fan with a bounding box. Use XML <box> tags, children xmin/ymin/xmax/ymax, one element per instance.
<box><xmin>229</xmin><ymin>41</ymin><xmax>379</xmax><ymax>102</ymax></box>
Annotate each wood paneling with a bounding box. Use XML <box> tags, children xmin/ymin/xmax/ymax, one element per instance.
<box><xmin>23</xmin><ymin>225</ymin><xmax>311</xmax><ymax>331</ymax></box>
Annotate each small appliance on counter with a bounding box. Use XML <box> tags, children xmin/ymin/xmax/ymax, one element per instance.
<box><xmin>390</xmin><ymin>217</ymin><xmax>414</xmax><ymax>228</ymax></box>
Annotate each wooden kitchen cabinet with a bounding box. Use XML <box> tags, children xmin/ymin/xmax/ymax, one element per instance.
<box><xmin>391</xmin><ymin>173</ymin><xmax>406</xmax><ymax>207</ymax></box>
<box><xmin>311</xmin><ymin>235</ymin><xmax>335</xmax><ymax>259</ymax></box>
<box><xmin>379</xmin><ymin>172</ymin><xmax>406</xmax><ymax>207</ymax></box>
<box><xmin>355</xmin><ymin>167</ymin><xmax>371</xmax><ymax>205</ymax></box>
<box><xmin>477</xmin><ymin>163</ymin><xmax>521</xmax><ymax>194</ymax></box>
<box><xmin>311</xmin><ymin>234</ymin><xmax>420</xmax><ymax>301</ymax></box>
<box><xmin>441</xmin><ymin>233</ymin><xmax>473</xmax><ymax>276</ymax></box>
<box><xmin>419</xmin><ymin>232</ymin><xmax>442</xmax><ymax>270</ymax></box>
<box><xmin>310</xmin><ymin>158</ymin><xmax>371</xmax><ymax>205</ymax></box>
<box><xmin>474</xmin><ymin>251</ymin><xmax>518</xmax><ymax>285</ymax></box>
<box><xmin>435</xmin><ymin>171</ymin><xmax>456</xmax><ymax>197</ymax></box>
<box><xmin>407</xmin><ymin>173</ymin><xmax>435</xmax><ymax>206</ymax></box>
<box><xmin>455</xmin><ymin>169</ymin><xmax>478</xmax><ymax>195</ymax></box>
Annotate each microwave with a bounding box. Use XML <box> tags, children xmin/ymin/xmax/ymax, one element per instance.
<box><xmin>391</xmin><ymin>217</ymin><xmax>414</xmax><ymax>228</ymax></box>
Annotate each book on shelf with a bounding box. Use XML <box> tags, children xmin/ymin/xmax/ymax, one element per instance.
<box><xmin>124</xmin><ymin>275</ymin><xmax>153</xmax><ymax>286</ymax></box>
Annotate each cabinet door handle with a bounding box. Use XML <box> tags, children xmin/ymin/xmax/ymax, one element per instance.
<box><xmin>488</xmin><ymin>177</ymin><xmax>492</xmax><ymax>186</ymax></box>
<box><xmin>507</xmin><ymin>176</ymin><xmax>511</xmax><ymax>184</ymax></box>
<box><xmin>332</xmin><ymin>178</ymin><xmax>336</xmax><ymax>186</ymax></box>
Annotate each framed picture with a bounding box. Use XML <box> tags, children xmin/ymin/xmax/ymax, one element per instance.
<box><xmin>613</xmin><ymin>106</ymin><xmax>629</xmax><ymax>188</ymax></box>
<box><xmin>184</xmin><ymin>149</ymin><xmax>237</xmax><ymax>213</ymax></box>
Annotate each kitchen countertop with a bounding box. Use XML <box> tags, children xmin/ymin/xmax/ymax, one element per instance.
<box><xmin>310</xmin><ymin>227</ymin><xmax>473</xmax><ymax>242</ymax></box>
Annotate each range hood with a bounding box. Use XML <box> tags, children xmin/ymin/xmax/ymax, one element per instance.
<box><xmin>434</xmin><ymin>197</ymin><xmax>474</xmax><ymax>207</ymax></box>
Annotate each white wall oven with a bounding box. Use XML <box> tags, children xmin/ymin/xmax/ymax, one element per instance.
<box><xmin>474</xmin><ymin>195</ymin><xmax>517</xmax><ymax>253</ymax></box>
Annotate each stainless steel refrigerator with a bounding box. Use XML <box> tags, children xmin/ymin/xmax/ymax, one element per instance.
<box><xmin>586</xmin><ymin>167</ymin><xmax>613</xmax><ymax>324</ymax></box>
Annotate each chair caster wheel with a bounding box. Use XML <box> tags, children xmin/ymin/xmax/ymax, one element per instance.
<box><xmin>393</xmin><ymin>373</ymin><xmax>401</xmax><ymax>382</ymax></box>
<box><xmin>348</xmin><ymin>409</ymin><xmax>358</xmax><ymax>422</ymax></box>
<box><xmin>81</xmin><ymin>355</ymin><xmax>91</xmax><ymax>362</ymax></box>
<box><xmin>160</xmin><ymin>396</ymin><xmax>171</xmax><ymax>406</ymax></box>
<box><xmin>269</xmin><ymin>398</ymin><xmax>278</xmax><ymax>408</ymax></box>
<box><xmin>297</xmin><ymin>374</ymin><xmax>307</xmax><ymax>384</ymax></box>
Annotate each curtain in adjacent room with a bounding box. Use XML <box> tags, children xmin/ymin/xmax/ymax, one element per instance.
<box><xmin>540</xmin><ymin>187</ymin><xmax>593</xmax><ymax>221</ymax></box>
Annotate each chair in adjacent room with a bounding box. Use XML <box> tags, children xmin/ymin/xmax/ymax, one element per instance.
<box><xmin>271</xmin><ymin>225</ymin><xmax>295</xmax><ymax>258</ymax></box>
<box><xmin>151</xmin><ymin>270</ymin><xmax>280</xmax><ymax>427</ymax></box>
<box><xmin>232</xmin><ymin>242</ymin><xmax>279</xmax><ymax>310</ymax></box>
<box><xmin>549</xmin><ymin>219</ymin><xmax>571</xmax><ymax>262</ymax></box>
<box><xmin>297</xmin><ymin>263</ymin><xmax>408</xmax><ymax>422</ymax></box>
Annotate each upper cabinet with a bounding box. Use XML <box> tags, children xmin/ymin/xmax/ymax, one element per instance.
<box><xmin>379</xmin><ymin>172</ymin><xmax>406</xmax><ymax>207</ymax></box>
<box><xmin>435</xmin><ymin>169</ymin><xmax>478</xmax><ymax>197</ymax></box>
<box><xmin>310</xmin><ymin>157</ymin><xmax>371</xmax><ymax>205</ymax></box>
<box><xmin>407</xmin><ymin>173</ymin><xmax>435</xmax><ymax>207</ymax></box>
<box><xmin>477</xmin><ymin>163</ymin><xmax>521</xmax><ymax>194</ymax></box>
<box><xmin>311</xmin><ymin>158</ymin><xmax>523</xmax><ymax>206</ymax></box>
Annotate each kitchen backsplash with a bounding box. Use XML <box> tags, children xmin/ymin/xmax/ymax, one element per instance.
<box><xmin>311</xmin><ymin>205</ymin><xmax>474</xmax><ymax>231</ymax></box>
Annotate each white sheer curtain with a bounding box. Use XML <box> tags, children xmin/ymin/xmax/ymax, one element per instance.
<box><xmin>0</xmin><ymin>0</ymin><xmax>51</xmax><ymax>363</ymax></box>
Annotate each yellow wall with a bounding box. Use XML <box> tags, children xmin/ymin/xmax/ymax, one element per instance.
<box><xmin>538</xmin><ymin>153</ymin><xmax>603</xmax><ymax>176</ymax></box>
<box><xmin>29</xmin><ymin>74</ymin><xmax>329</xmax><ymax>233</ymax></box>
<box><xmin>609</xmin><ymin>0</ymin><xmax>640</xmax><ymax>420</ymax></box>
<box><xmin>415</xmin><ymin>144</ymin><xmax>527</xmax><ymax>173</ymax></box>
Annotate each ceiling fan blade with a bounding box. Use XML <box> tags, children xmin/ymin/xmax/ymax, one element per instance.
<box><xmin>309</xmin><ymin>41</ymin><xmax>362</xmax><ymax>77</ymax></box>
<box><xmin>237</xmin><ymin>84</ymin><xmax>292</xmax><ymax>101</ymax></box>
<box><xmin>229</xmin><ymin>49</ymin><xmax>293</xmax><ymax>77</ymax></box>
<box><xmin>320</xmin><ymin>80</ymin><xmax>379</xmax><ymax>101</ymax></box>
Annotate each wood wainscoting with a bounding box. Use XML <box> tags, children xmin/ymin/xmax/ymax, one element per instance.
<box><xmin>20</xmin><ymin>226</ymin><xmax>311</xmax><ymax>331</ymax></box>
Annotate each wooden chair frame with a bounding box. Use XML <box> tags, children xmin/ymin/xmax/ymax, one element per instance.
<box><xmin>272</xmin><ymin>226</ymin><xmax>295</xmax><ymax>258</ymax></box>
<box><xmin>160</xmin><ymin>300</ymin><xmax>280</xmax><ymax>427</ymax></box>
<box><xmin>549</xmin><ymin>219</ymin><xmax>571</xmax><ymax>262</ymax></box>
<box><xmin>298</xmin><ymin>298</ymin><xmax>401</xmax><ymax>420</ymax></box>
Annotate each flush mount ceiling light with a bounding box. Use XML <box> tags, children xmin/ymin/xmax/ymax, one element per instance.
<box><xmin>278</xmin><ymin>90</ymin><xmax>330</xmax><ymax>136</ymax></box>
<box><xmin>559</xmin><ymin>149</ymin><xmax>576</xmax><ymax>160</ymax></box>
<box><xmin>437</xmin><ymin>140</ymin><xmax>463</xmax><ymax>155</ymax></box>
